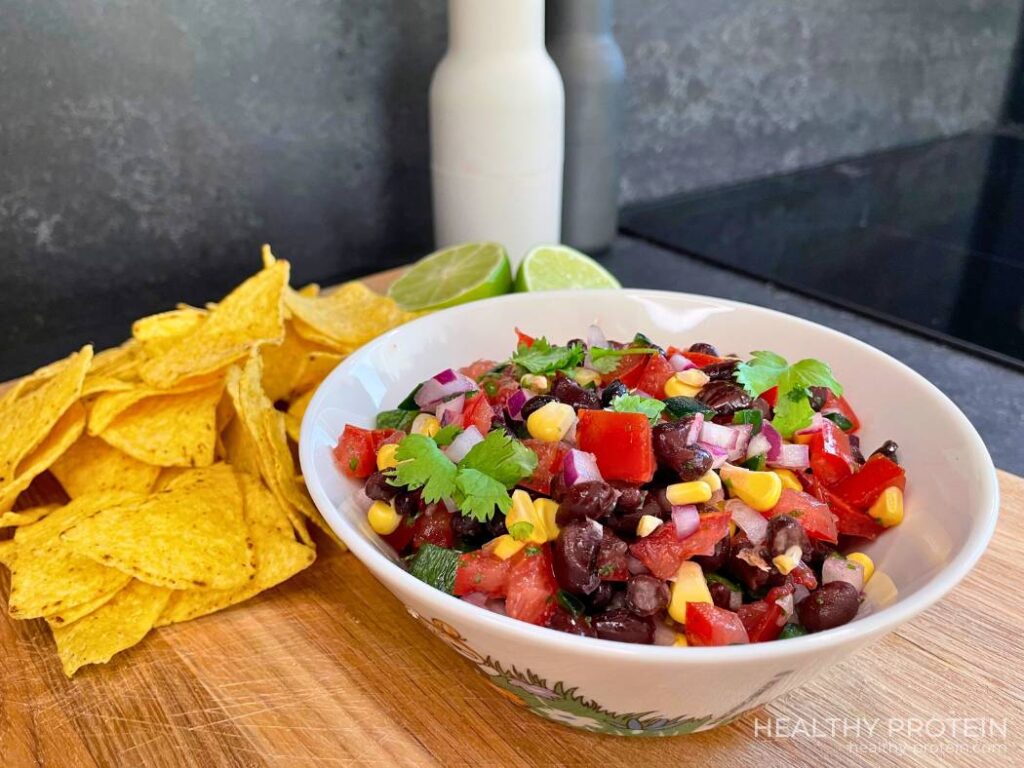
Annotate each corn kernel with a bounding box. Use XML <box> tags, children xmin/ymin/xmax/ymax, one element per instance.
<box><xmin>506</xmin><ymin>489</ymin><xmax>547</xmax><ymax>543</ymax></box>
<box><xmin>636</xmin><ymin>514</ymin><xmax>663</xmax><ymax>537</ymax></box>
<box><xmin>793</xmin><ymin>433</ymin><xmax>814</xmax><ymax>445</ymax></box>
<box><xmin>668</xmin><ymin>561</ymin><xmax>712</xmax><ymax>623</ymax></box>
<box><xmin>520</xmin><ymin>373</ymin><xmax>550</xmax><ymax>394</ymax></box>
<box><xmin>772</xmin><ymin>545</ymin><xmax>803</xmax><ymax>575</ymax></box>
<box><xmin>526</xmin><ymin>401</ymin><xmax>576</xmax><ymax>442</ymax></box>
<box><xmin>700</xmin><ymin>470</ymin><xmax>722</xmax><ymax>492</ymax></box>
<box><xmin>675</xmin><ymin>369</ymin><xmax>710</xmax><ymax>388</ymax></box>
<box><xmin>846</xmin><ymin>552</ymin><xmax>875</xmax><ymax>583</ymax></box>
<box><xmin>673</xmin><ymin>633</ymin><xmax>689</xmax><ymax>647</ymax></box>
<box><xmin>719</xmin><ymin>463</ymin><xmax>783</xmax><ymax>512</ymax></box>
<box><xmin>664</xmin><ymin>374</ymin><xmax>702</xmax><ymax>398</ymax></box>
<box><xmin>571</xmin><ymin>368</ymin><xmax>602</xmax><ymax>389</ymax></box>
<box><xmin>729</xmin><ymin>520</ymin><xmax>737</xmax><ymax>536</ymax></box>
<box><xmin>411</xmin><ymin>413</ymin><xmax>440</xmax><ymax>437</ymax></box>
<box><xmin>367</xmin><ymin>500</ymin><xmax>401</xmax><ymax>535</ymax></box>
<box><xmin>533</xmin><ymin>498</ymin><xmax>561</xmax><ymax>542</ymax></box>
<box><xmin>868</xmin><ymin>486</ymin><xmax>904</xmax><ymax>527</ymax></box>
<box><xmin>772</xmin><ymin>468</ymin><xmax>803</xmax><ymax>491</ymax></box>
<box><xmin>666</xmin><ymin>480</ymin><xmax>713</xmax><ymax>506</ymax></box>
<box><xmin>376</xmin><ymin>443</ymin><xmax>399</xmax><ymax>471</ymax></box>
<box><xmin>489</xmin><ymin>534</ymin><xmax>527</xmax><ymax>560</ymax></box>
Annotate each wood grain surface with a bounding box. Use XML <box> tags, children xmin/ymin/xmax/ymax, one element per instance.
<box><xmin>1</xmin><ymin>268</ymin><xmax>1021</xmax><ymax>766</ymax></box>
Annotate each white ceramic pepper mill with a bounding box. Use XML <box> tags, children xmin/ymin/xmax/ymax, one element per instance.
<box><xmin>430</xmin><ymin>0</ymin><xmax>565</xmax><ymax>267</ymax></box>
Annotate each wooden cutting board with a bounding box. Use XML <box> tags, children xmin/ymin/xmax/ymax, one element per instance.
<box><xmin>1</xmin><ymin>270</ymin><xmax>1022</xmax><ymax>767</ymax></box>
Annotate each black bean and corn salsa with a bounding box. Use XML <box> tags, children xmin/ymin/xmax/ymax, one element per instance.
<box><xmin>334</xmin><ymin>328</ymin><xmax>908</xmax><ymax>646</ymax></box>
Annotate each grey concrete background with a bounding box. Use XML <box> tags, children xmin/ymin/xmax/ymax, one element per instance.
<box><xmin>0</xmin><ymin>0</ymin><xmax>1022</xmax><ymax>379</ymax></box>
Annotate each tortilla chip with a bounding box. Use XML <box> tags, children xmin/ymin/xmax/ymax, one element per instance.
<box><xmin>44</xmin><ymin>579</ymin><xmax>125</xmax><ymax>627</ymax></box>
<box><xmin>0</xmin><ymin>402</ymin><xmax>87</xmax><ymax>513</ymax></box>
<box><xmin>296</xmin><ymin>283</ymin><xmax>320</xmax><ymax>297</ymax></box>
<box><xmin>88</xmin><ymin>376</ymin><xmax>221</xmax><ymax>435</ymax></box>
<box><xmin>8</xmin><ymin>492</ymin><xmax>137</xmax><ymax>619</ymax></box>
<box><xmin>96</xmin><ymin>382</ymin><xmax>223</xmax><ymax>468</ymax></box>
<box><xmin>284</xmin><ymin>388</ymin><xmax>314</xmax><ymax>444</ymax></box>
<box><xmin>0</xmin><ymin>346</ymin><xmax>91</xmax><ymax>489</ymax></box>
<box><xmin>292</xmin><ymin>351</ymin><xmax>344</xmax><ymax>396</ymax></box>
<box><xmin>283</xmin><ymin>412</ymin><xmax>301</xmax><ymax>444</ymax></box>
<box><xmin>260</xmin><ymin>324</ymin><xmax>318</xmax><ymax>403</ymax></box>
<box><xmin>51</xmin><ymin>435</ymin><xmax>160</xmax><ymax>497</ymax></box>
<box><xmin>89</xmin><ymin>341</ymin><xmax>142</xmax><ymax>379</ymax></box>
<box><xmin>132</xmin><ymin>307</ymin><xmax>207</xmax><ymax>357</ymax></box>
<box><xmin>0</xmin><ymin>540</ymin><xmax>14</xmax><ymax>568</ymax></box>
<box><xmin>80</xmin><ymin>375</ymin><xmax>137</xmax><ymax>398</ymax></box>
<box><xmin>0</xmin><ymin>504</ymin><xmax>57</xmax><ymax>528</ymax></box>
<box><xmin>50</xmin><ymin>579</ymin><xmax>171</xmax><ymax>677</ymax></box>
<box><xmin>285</xmin><ymin>282</ymin><xmax>413</xmax><ymax>352</ymax></box>
<box><xmin>60</xmin><ymin>464</ymin><xmax>255</xmax><ymax>591</ymax></box>
<box><xmin>140</xmin><ymin>260</ymin><xmax>289</xmax><ymax>387</ymax></box>
<box><xmin>156</xmin><ymin>474</ymin><xmax>315</xmax><ymax>626</ymax></box>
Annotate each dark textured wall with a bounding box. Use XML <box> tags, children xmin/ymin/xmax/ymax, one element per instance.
<box><xmin>1</xmin><ymin>0</ymin><xmax>1021</xmax><ymax>376</ymax></box>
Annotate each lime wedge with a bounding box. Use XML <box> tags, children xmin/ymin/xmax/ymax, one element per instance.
<box><xmin>514</xmin><ymin>244</ymin><xmax>621</xmax><ymax>292</ymax></box>
<box><xmin>388</xmin><ymin>243</ymin><xmax>513</xmax><ymax>311</ymax></box>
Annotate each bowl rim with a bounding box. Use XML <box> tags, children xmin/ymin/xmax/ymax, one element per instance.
<box><xmin>300</xmin><ymin>288</ymin><xmax>1000</xmax><ymax>663</ymax></box>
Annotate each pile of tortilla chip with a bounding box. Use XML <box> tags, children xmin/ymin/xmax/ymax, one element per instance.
<box><xmin>0</xmin><ymin>247</ymin><xmax>415</xmax><ymax>676</ymax></box>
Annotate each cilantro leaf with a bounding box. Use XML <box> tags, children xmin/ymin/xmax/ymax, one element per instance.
<box><xmin>432</xmin><ymin>424</ymin><xmax>464</xmax><ymax>447</ymax></box>
<box><xmin>459</xmin><ymin>429</ymin><xmax>538</xmax><ymax>488</ymax></box>
<box><xmin>609</xmin><ymin>392</ymin><xmax>665</xmax><ymax>423</ymax></box>
<box><xmin>511</xmin><ymin>337</ymin><xmax>585</xmax><ymax>374</ymax></box>
<box><xmin>588</xmin><ymin>346</ymin><xmax>659</xmax><ymax>374</ymax></box>
<box><xmin>735</xmin><ymin>350</ymin><xmax>844</xmax><ymax>437</ymax></box>
<box><xmin>453</xmin><ymin>468</ymin><xmax>513</xmax><ymax>522</ymax></box>
<box><xmin>388</xmin><ymin>434</ymin><xmax>457</xmax><ymax>503</ymax></box>
<box><xmin>734</xmin><ymin>350</ymin><xmax>788</xmax><ymax>396</ymax></box>
<box><xmin>779</xmin><ymin>359</ymin><xmax>844</xmax><ymax>397</ymax></box>
<box><xmin>772</xmin><ymin>387</ymin><xmax>816</xmax><ymax>438</ymax></box>
<box><xmin>376</xmin><ymin>409</ymin><xmax>418</xmax><ymax>431</ymax></box>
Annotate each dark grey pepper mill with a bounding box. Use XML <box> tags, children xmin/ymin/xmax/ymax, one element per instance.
<box><xmin>546</xmin><ymin>0</ymin><xmax>625</xmax><ymax>253</ymax></box>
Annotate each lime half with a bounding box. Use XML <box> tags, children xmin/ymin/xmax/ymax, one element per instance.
<box><xmin>514</xmin><ymin>244</ymin><xmax>621</xmax><ymax>292</ymax></box>
<box><xmin>388</xmin><ymin>243</ymin><xmax>513</xmax><ymax>311</ymax></box>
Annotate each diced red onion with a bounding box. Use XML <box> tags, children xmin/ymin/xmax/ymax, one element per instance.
<box><xmin>563</xmin><ymin>449</ymin><xmax>602</xmax><ymax>485</ymax></box>
<box><xmin>794</xmin><ymin>412</ymin><xmax>827</xmax><ymax>436</ymax></box>
<box><xmin>435</xmin><ymin>394</ymin><xmax>465</xmax><ymax>425</ymax></box>
<box><xmin>792</xmin><ymin>584</ymin><xmax>810</xmax><ymax>607</ymax></box>
<box><xmin>775</xmin><ymin>593</ymin><xmax>795</xmax><ymax>622</ymax></box>
<box><xmin>726</xmin><ymin>424</ymin><xmax>753</xmax><ymax>462</ymax></box>
<box><xmin>727</xmin><ymin>499</ymin><xmax>768</xmax><ymax>544</ymax></box>
<box><xmin>634</xmin><ymin>389</ymin><xmax>655</xmax><ymax>399</ymax></box>
<box><xmin>761</xmin><ymin>422</ymin><xmax>782</xmax><ymax>461</ymax></box>
<box><xmin>727</xmin><ymin>589</ymin><xmax>743</xmax><ymax>611</ymax></box>
<box><xmin>444</xmin><ymin>425</ymin><xmax>483</xmax><ymax>463</ymax></box>
<box><xmin>685</xmin><ymin>412</ymin><xmax>704</xmax><ymax>445</ymax></box>
<box><xmin>746</xmin><ymin>432</ymin><xmax>771</xmax><ymax>460</ymax></box>
<box><xmin>506</xmin><ymin>388</ymin><xmax>531</xmax><ymax>420</ymax></box>
<box><xmin>708</xmin><ymin>488</ymin><xmax>725</xmax><ymax>505</ymax></box>
<box><xmin>653</xmin><ymin>621</ymin><xmax>677</xmax><ymax>646</ymax></box>
<box><xmin>668</xmin><ymin>353</ymin><xmax>695</xmax><ymax>372</ymax></box>
<box><xmin>587</xmin><ymin>324</ymin><xmax>607</xmax><ymax>349</ymax></box>
<box><xmin>626</xmin><ymin>554</ymin><xmax>649</xmax><ymax>576</ymax></box>
<box><xmin>671</xmin><ymin>504</ymin><xmax>700</xmax><ymax>539</ymax></box>
<box><xmin>442</xmin><ymin>496</ymin><xmax>458</xmax><ymax>514</ymax></box>
<box><xmin>823</xmin><ymin>555</ymin><xmax>865</xmax><ymax>593</ymax></box>
<box><xmin>485</xmin><ymin>598</ymin><xmax>507</xmax><ymax>615</ymax></box>
<box><xmin>699</xmin><ymin>442</ymin><xmax>730</xmax><ymax>469</ymax></box>
<box><xmin>415</xmin><ymin>370</ymin><xmax>478</xmax><ymax>408</ymax></box>
<box><xmin>768</xmin><ymin>443</ymin><xmax>810</xmax><ymax>470</ymax></box>
<box><xmin>699</xmin><ymin>420</ymin><xmax>739</xmax><ymax>449</ymax></box>
<box><xmin>461</xmin><ymin>591</ymin><xmax>488</xmax><ymax>607</ymax></box>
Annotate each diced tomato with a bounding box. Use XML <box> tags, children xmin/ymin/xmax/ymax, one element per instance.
<box><xmin>736</xmin><ymin>600</ymin><xmax>785</xmax><ymax>643</ymax></box>
<box><xmin>411</xmin><ymin>506</ymin><xmax>454</xmax><ymax>550</ymax></box>
<box><xmin>685</xmin><ymin>603</ymin><xmax>749</xmax><ymax>646</ymax></box>
<box><xmin>822</xmin><ymin>392</ymin><xmax>861</xmax><ymax>432</ymax></box>
<box><xmin>766</xmin><ymin>582</ymin><xmax>795</xmax><ymax>605</ymax></box>
<box><xmin>519</xmin><ymin>439</ymin><xmax>567</xmax><ymax>495</ymax></box>
<box><xmin>635</xmin><ymin>354</ymin><xmax>675</xmax><ymax>399</ymax></box>
<box><xmin>506</xmin><ymin>545</ymin><xmax>558</xmax><ymax>625</ymax></box>
<box><xmin>808</xmin><ymin>419</ymin><xmax>855</xmax><ymax>486</ymax></box>
<box><xmin>629</xmin><ymin>511</ymin><xmax>732</xmax><ymax>579</ymax></box>
<box><xmin>768</xmin><ymin>488</ymin><xmax>838</xmax><ymax>544</ymax></box>
<box><xmin>760</xmin><ymin>386</ymin><xmax>779</xmax><ymax>407</ymax></box>
<box><xmin>830</xmin><ymin>455</ymin><xmax>905</xmax><ymax>510</ymax></box>
<box><xmin>461</xmin><ymin>391</ymin><xmax>493</xmax><ymax>435</ymax></box>
<box><xmin>514</xmin><ymin>327</ymin><xmax>535</xmax><ymax>348</ymax></box>
<box><xmin>487</xmin><ymin>378</ymin><xmax>522</xmax><ymax>408</ymax></box>
<box><xmin>801</xmin><ymin>473</ymin><xmax>885</xmax><ymax>540</ymax></box>
<box><xmin>453</xmin><ymin>550</ymin><xmax>511</xmax><ymax>597</ymax></box>
<box><xmin>459</xmin><ymin>359</ymin><xmax>498</xmax><ymax>381</ymax></box>
<box><xmin>382</xmin><ymin>514</ymin><xmax>416</xmax><ymax>554</ymax></box>
<box><xmin>576</xmin><ymin>410</ymin><xmax>656</xmax><ymax>484</ymax></box>
<box><xmin>599</xmin><ymin>353</ymin><xmax>648</xmax><ymax>388</ymax></box>
<box><xmin>596</xmin><ymin>529</ymin><xmax>629</xmax><ymax>581</ymax></box>
<box><xmin>789</xmin><ymin>561</ymin><xmax>819</xmax><ymax>591</ymax></box>
<box><xmin>334</xmin><ymin>425</ymin><xmax>396</xmax><ymax>479</ymax></box>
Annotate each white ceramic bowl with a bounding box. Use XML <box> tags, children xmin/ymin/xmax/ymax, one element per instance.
<box><xmin>299</xmin><ymin>290</ymin><xmax>999</xmax><ymax>736</ymax></box>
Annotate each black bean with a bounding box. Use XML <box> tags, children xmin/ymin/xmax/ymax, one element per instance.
<box><xmin>688</xmin><ymin>342</ymin><xmax>720</xmax><ymax>357</ymax></box>
<box><xmin>606</xmin><ymin>509</ymin><xmax>645</xmax><ymax>537</ymax></box>
<box><xmin>625</xmin><ymin>575</ymin><xmax>670</xmax><ymax>617</ymax></box>
<box><xmin>849</xmin><ymin>434</ymin><xmax>866</xmax><ymax>464</ymax></box>
<box><xmin>702</xmin><ymin>359</ymin><xmax>739</xmax><ymax>381</ymax></box>
<box><xmin>693</xmin><ymin>534</ymin><xmax>731</xmax><ymax>572</ymax></box>
<box><xmin>708</xmin><ymin>581</ymin><xmax>736</xmax><ymax>610</ymax></box>
<box><xmin>765</xmin><ymin>515</ymin><xmax>811</xmax><ymax>558</ymax></box>
<box><xmin>649</xmin><ymin>487</ymin><xmax>674</xmax><ymax>515</ymax></box>
<box><xmin>556</xmin><ymin>481</ymin><xmax>620</xmax><ymax>524</ymax></box>
<box><xmin>600</xmin><ymin>379</ymin><xmax>628</xmax><ymax>407</ymax></box>
<box><xmin>696</xmin><ymin>381</ymin><xmax>752</xmax><ymax>416</ymax></box>
<box><xmin>726</xmin><ymin>533</ymin><xmax>773</xmax><ymax>593</ymax></box>
<box><xmin>797</xmin><ymin>582</ymin><xmax>860</xmax><ymax>632</ymax></box>
<box><xmin>394</xmin><ymin>489</ymin><xmax>421</xmax><ymax>518</ymax></box>
<box><xmin>751</xmin><ymin>397</ymin><xmax>773</xmax><ymax>420</ymax></box>
<box><xmin>552</xmin><ymin>518</ymin><xmax>603</xmax><ymax>595</ymax></box>
<box><xmin>565</xmin><ymin>338</ymin><xmax>586</xmax><ymax>350</ymax></box>
<box><xmin>805</xmin><ymin>538</ymin><xmax>837</xmax><ymax>569</ymax></box>
<box><xmin>451</xmin><ymin>512</ymin><xmax>484</xmax><ymax>543</ymax></box>
<box><xmin>592</xmin><ymin>608</ymin><xmax>655</xmax><ymax>644</ymax></box>
<box><xmin>808</xmin><ymin>386</ymin><xmax>829</xmax><ymax>412</ymax></box>
<box><xmin>548</xmin><ymin>471</ymin><xmax>569</xmax><ymax>503</ymax></box>
<box><xmin>520</xmin><ymin>395</ymin><xmax>556</xmax><ymax>420</ymax></box>
<box><xmin>609</xmin><ymin>481</ymin><xmax>646</xmax><ymax>512</ymax></box>
<box><xmin>546</xmin><ymin>609</ymin><xmax>597</xmax><ymax>637</ymax></box>
<box><xmin>585</xmin><ymin>581</ymin><xmax>616</xmax><ymax>612</ymax></box>
<box><xmin>485</xmin><ymin>511</ymin><xmax>507</xmax><ymax>540</ymax></box>
<box><xmin>871</xmin><ymin>440</ymin><xmax>900</xmax><ymax>465</ymax></box>
<box><xmin>652</xmin><ymin>422</ymin><xmax>713</xmax><ymax>481</ymax></box>
<box><xmin>364</xmin><ymin>471</ymin><xmax>398</xmax><ymax>502</ymax></box>
<box><xmin>550</xmin><ymin>376</ymin><xmax>601</xmax><ymax>410</ymax></box>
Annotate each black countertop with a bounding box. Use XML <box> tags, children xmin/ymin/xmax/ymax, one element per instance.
<box><xmin>603</xmin><ymin>235</ymin><xmax>1024</xmax><ymax>475</ymax></box>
